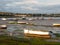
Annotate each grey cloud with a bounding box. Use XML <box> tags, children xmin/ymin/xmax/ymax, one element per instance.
<box><xmin>0</xmin><ymin>0</ymin><xmax>60</xmax><ymax>14</ymax></box>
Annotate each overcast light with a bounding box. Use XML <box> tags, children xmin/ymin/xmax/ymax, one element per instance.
<box><xmin>0</xmin><ymin>0</ymin><xmax>60</xmax><ymax>13</ymax></box>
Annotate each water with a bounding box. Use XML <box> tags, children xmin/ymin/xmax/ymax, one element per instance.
<box><xmin>0</xmin><ymin>17</ymin><xmax>60</xmax><ymax>33</ymax></box>
<box><xmin>8</xmin><ymin>17</ymin><xmax>60</xmax><ymax>33</ymax></box>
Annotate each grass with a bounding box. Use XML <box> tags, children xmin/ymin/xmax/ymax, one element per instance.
<box><xmin>0</xmin><ymin>35</ymin><xmax>60</xmax><ymax>45</ymax></box>
<box><xmin>55</xmin><ymin>33</ymin><xmax>60</xmax><ymax>37</ymax></box>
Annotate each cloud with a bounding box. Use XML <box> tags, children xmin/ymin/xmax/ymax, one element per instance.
<box><xmin>5</xmin><ymin>0</ymin><xmax>39</xmax><ymax>7</ymax></box>
<box><xmin>5</xmin><ymin>0</ymin><xmax>39</xmax><ymax>11</ymax></box>
<box><xmin>5</xmin><ymin>0</ymin><xmax>60</xmax><ymax>7</ymax></box>
<box><xmin>0</xmin><ymin>0</ymin><xmax>60</xmax><ymax>13</ymax></box>
<box><xmin>20</xmin><ymin>6</ymin><xmax>39</xmax><ymax>11</ymax></box>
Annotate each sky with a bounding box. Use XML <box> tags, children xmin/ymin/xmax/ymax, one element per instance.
<box><xmin>0</xmin><ymin>0</ymin><xmax>60</xmax><ymax>14</ymax></box>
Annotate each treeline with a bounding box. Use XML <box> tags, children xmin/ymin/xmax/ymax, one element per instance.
<box><xmin>0</xmin><ymin>12</ymin><xmax>60</xmax><ymax>17</ymax></box>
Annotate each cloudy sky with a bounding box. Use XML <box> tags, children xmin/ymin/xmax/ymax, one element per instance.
<box><xmin>0</xmin><ymin>0</ymin><xmax>60</xmax><ymax>14</ymax></box>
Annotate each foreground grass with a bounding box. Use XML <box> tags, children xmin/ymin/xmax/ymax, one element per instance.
<box><xmin>0</xmin><ymin>35</ymin><xmax>60</xmax><ymax>45</ymax></box>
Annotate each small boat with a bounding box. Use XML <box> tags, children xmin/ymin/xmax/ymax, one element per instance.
<box><xmin>0</xmin><ymin>25</ymin><xmax>7</xmax><ymax>29</ymax></box>
<box><xmin>7</xmin><ymin>18</ymin><xmax>17</xmax><ymax>21</ymax></box>
<box><xmin>22</xmin><ymin>17</ymin><xmax>26</xmax><ymax>20</ymax></box>
<box><xmin>8</xmin><ymin>21</ymin><xmax>16</xmax><ymax>24</ymax></box>
<box><xmin>24</xmin><ymin>29</ymin><xmax>52</xmax><ymax>38</ymax></box>
<box><xmin>1</xmin><ymin>18</ymin><xmax>7</xmax><ymax>20</ymax></box>
<box><xmin>53</xmin><ymin>23</ymin><xmax>60</xmax><ymax>27</ymax></box>
<box><xmin>17</xmin><ymin>21</ymin><xmax>27</xmax><ymax>24</ymax></box>
<box><xmin>26</xmin><ymin>23</ymin><xmax>35</xmax><ymax>25</ymax></box>
<box><xmin>28</xmin><ymin>18</ymin><xmax>33</xmax><ymax>21</ymax></box>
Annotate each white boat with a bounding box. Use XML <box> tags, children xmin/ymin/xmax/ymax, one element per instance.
<box><xmin>28</xmin><ymin>18</ymin><xmax>33</xmax><ymax>21</ymax></box>
<box><xmin>24</xmin><ymin>29</ymin><xmax>52</xmax><ymax>38</ymax></box>
<box><xmin>0</xmin><ymin>25</ymin><xmax>7</xmax><ymax>29</ymax></box>
<box><xmin>1</xmin><ymin>18</ymin><xmax>7</xmax><ymax>20</ymax></box>
<box><xmin>24</xmin><ymin>29</ymin><xmax>49</xmax><ymax>35</ymax></box>
<box><xmin>26</xmin><ymin>23</ymin><xmax>33</xmax><ymax>25</ymax></box>
<box><xmin>53</xmin><ymin>23</ymin><xmax>60</xmax><ymax>27</ymax></box>
<box><xmin>17</xmin><ymin>21</ymin><xmax>27</xmax><ymax>24</ymax></box>
<box><xmin>7</xmin><ymin>18</ymin><xmax>17</xmax><ymax>21</ymax></box>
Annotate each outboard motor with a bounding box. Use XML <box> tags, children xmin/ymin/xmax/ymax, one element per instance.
<box><xmin>49</xmin><ymin>31</ymin><xmax>56</xmax><ymax>38</ymax></box>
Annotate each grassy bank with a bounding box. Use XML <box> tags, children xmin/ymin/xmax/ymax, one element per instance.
<box><xmin>0</xmin><ymin>35</ymin><xmax>60</xmax><ymax>45</ymax></box>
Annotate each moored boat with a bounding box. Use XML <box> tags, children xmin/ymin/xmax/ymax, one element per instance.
<box><xmin>23</xmin><ymin>29</ymin><xmax>55</xmax><ymax>38</ymax></box>
<box><xmin>17</xmin><ymin>21</ymin><xmax>27</xmax><ymax>24</ymax></box>
<box><xmin>0</xmin><ymin>25</ymin><xmax>7</xmax><ymax>29</ymax></box>
<box><xmin>53</xmin><ymin>23</ymin><xmax>60</xmax><ymax>27</ymax></box>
